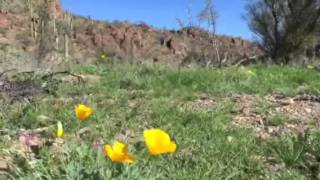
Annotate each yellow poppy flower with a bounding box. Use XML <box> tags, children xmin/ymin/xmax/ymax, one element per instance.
<box><xmin>103</xmin><ymin>141</ymin><xmax>135</xmax><ymax>163</ymax></box>
<box><xmin>75</xmin><ymin>104</ymin><xmax>93</xmax><ymax>121</ymax></box>
<box><xmin>57</xmin><ymin>121</ymin><xmax>64</xmax><ymax>138</ymax></box>
<box><xmin>143</xmin><ymin>129</ymin><xmax>177</xmax><ymax>155</ymax></box>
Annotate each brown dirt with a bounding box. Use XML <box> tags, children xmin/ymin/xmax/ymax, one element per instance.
<box><xmin>232</xmin><ymin>94</ymin><xmax>320</xmax><ymax>139</ymax></box>
<box><xmin>182</xmin><ymin>95</ymin><xmax>217</xmax><ymax>112</ymax></box>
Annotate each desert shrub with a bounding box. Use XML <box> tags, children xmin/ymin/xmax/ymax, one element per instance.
<box><xmin>246</xmin><ymin>0</ymin><xmax>320</xmax><ymax>64</ymax></box>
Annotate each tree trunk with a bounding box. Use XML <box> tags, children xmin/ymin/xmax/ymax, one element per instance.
<box><xmin>270</xmin><ymin>1</ymin><xmax>280</xmax><ymax>61</ymax></box>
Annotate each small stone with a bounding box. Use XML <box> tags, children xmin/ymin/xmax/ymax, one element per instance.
<box><xmin>305</xmin><ymin>108</ymin><xmax>312</xmax><ymax>114</ymax></box>
<box><xmin>267</xmin><ymin>127</ymin><xmax>274</xmax><ymax>134</ymax></box>
<box><xmin>0</xmin><ymin>159</ymin><xmax>10</xmax><ymax>171</ymax></box>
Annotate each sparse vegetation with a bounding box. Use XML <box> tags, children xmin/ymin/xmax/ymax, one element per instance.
<box><xmin>267</xmin><ymin>114</ymin><xmax>288</xmax><ymax>126</ymax></box>
<box><xmin>0</xmin><ymin>63</ymin><xmax>320</xmax><ymax>179</ymax></box>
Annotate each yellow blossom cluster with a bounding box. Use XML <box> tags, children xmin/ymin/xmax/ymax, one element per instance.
<box><xmin>57</xmin><ymin>104</ymin><xmax>177</xmax><ymax>164</ymax></box>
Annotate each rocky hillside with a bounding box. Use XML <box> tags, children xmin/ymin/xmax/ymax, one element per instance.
<box><xmin>0</xmin><ymin>0</ymin><xmax>262</xmax><ymax>69</ymax></box>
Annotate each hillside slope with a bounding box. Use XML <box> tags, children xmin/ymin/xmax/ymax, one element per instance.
<box><xmin>0</xmin><ymin>0</ymin><xmax>261</xmax><ymax>68</ymax></box>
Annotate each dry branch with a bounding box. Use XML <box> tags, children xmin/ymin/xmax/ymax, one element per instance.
<box><xmin>41</xmin><ymin>71</ymin><xmax>84</xmax><ymax>82</ymax></box>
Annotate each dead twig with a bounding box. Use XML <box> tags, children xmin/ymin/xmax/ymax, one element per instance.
<box><xmin>41</xmin><ymin>71</ymin><xmax>84</xmax><ymax>83</ymax></box>
<box><xmin>0</xmin><ymin>69</ymin><xmax>17</xmax><ymax>79</ymax></box>
<box><xmin>12</xmin><ymin>71</ymin><xmax>37</xmax><ymax>80</ymax></box>
<box><xmin>0</xmin><ymin>127</ymin><xmax>50</xmax><ymax>138</ymax></box>
<box><xmin>233</xmin><ymin>56</ymin><xmax>258</xmax><ymax>67</ymax></box>
<box><xmin>18</xmin><ymin>127</ymin><xmax>50</xmax><ymax>135</ymax></box>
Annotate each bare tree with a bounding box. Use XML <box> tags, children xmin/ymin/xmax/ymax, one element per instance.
<box><xmin>246</xmin><ymin>0</ymin><xmax>320</xmax><ymax>64</ymax></box>
<box><xmin>198</xmin><ymin>0</ymin><xmax>220</xmax><ymax>67</ymax></box>
<box><xmin>176</xmin><ymin>0</ymin><xmax>196</xmax><ymax>28</ymax></box>
<box><xmin>176</xmin><ymin>18</ymin><xmax>185</xmax><ymax>29</ymax></box>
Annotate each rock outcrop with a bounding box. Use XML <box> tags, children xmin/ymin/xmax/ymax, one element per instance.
<box><xmin>71</xmin><ymin>20</ymin><xmax>262</xmax><ymax>66</ymax></box>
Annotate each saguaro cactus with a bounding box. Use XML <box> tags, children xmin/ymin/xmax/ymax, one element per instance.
<box><xmin>26</xmin><ymin>0</ymin><xmax>36</xmax><ymax>39</ymax></box>
<box><xmin>35</xmin><ymin>0</ymin><xmax>56</xmax><ymax>58</ymax></box>
<box><xmin>62</xmin><ymin>11</ymin><xmax>73</xmax><ymax>62</ymax></box>
<box><xmin>64</xmin><ymin>33</ymin><xmax>69</xmax><ymax>62</ymax></box>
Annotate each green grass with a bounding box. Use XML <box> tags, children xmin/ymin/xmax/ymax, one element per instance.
<box><xmin>1</xmin><ymin>63</ymin><xmax>320</xmax><ymax>179</ymax></box>
<box><xmin>267</xmin><ymin>114</ymin><xmax>288</xmax><ymax>127</ymax></box>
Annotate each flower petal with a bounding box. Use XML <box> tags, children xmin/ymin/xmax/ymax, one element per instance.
<box><xmin>104</xmin><ymin>145</ymin><xmax>112</xmax><ymax>156</ymax></box>
<box><xmin>75</xmin><ymin>104</ymin><xmax>93</xmax><ymax>121</ymax></box>
<box><xmin>104</xmin><ymin>142</ymin><xmax>135</xmax><ymax>164</ymax></box>
<box><xmin>143</xmin><ymin>129</ymin><xmax>176</xmax><ymax>155</ymax></box>
<box><xmin>169</xmin><ymin>142</ymin><xmax>177</xmax><ymax>153</ymax></box>
<box><xmin>123</xmin><ymin>154</ymin><xmax>135</xmax><ymax>163</ymax></box>
<box><xmin>57</xmin><ymin>121</ymin><xmax>63</xmax><ymax>138</ymax></box>
<box><xmin>113</xmin><ymin>141</ymin><xmax>128</xmax><ymax>154</ymax></box>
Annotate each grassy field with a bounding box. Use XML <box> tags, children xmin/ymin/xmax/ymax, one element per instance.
<box><xmin>1</xmin><ymin>63</ymin><xmax>320</xmax><ymax>179</ymax></box>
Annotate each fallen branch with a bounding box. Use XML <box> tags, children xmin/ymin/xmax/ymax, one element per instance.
<box><xmin>1</xmin><ymin>70</ymin><xmax>84</xmax><ymax>83</ymax></box>
<box><xmin>233</xmin><ymin>56</ymin><xmax>258</xmax><ymax>67</ymax></box>
<box><xmin>18</xmin><ymin>127</ymin><xmax>50</xmax><ymax>135</ymax></box>
<box><xmin>1</xmin><ymin>127</ymin><xmax>50</xmax><ymax>136</ymax></box>
<box><xmin>0</xmin><ymin>69</ymin><xmax>17</xmax><ymax>79</ymax></box>
<box><xmin>41</xmin><ymin>71</ymin><xmax>84</xmax><ymax>83</ymax></box>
